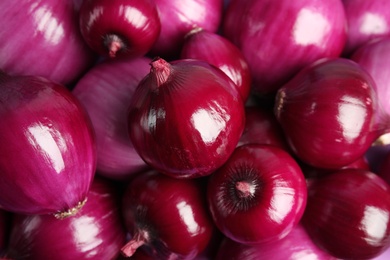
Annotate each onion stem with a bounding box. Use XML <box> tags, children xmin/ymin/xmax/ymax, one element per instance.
<box><xmin>121</xmin><ymin>229</ymin><xmax>150</xmax><ymax>257</ymax></box>
<box><xmin>150</xmin><ymin>58</ymin><xmax>171</xmax><ymax>87</ymax></box>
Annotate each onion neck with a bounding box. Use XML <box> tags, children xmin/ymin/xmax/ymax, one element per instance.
<box><xmin>150</xmin><ymin>58</ymin><xmax>171</xmax><ymax>87</ymax></box>
<box><xmin>103</xmin><ymin>34</ymin><xmax>127</xmax><ymax>58</ymax></box>
<box><xmin>121</xmin><ymin>229</ymin><xmax>150</xmax><ymax>257</ymax></box>
<box><xmin>235</xmin><ymin>181</ymin><xmax>256</xmax><ymax>198</ymax></box>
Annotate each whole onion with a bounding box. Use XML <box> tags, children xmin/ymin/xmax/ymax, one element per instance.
<box><xmin>180</xmin><ymin>27</ymin><xmax>252</xmax><ymax>102</ymax></box>
<box><xmin>215</xmin><ymin>224</ymin><xmax>336</xmax><ymax>260</ymax></box>
<box><xmin>342</xmin><ymin>0</ymin><xmax>390</xmax><ymax>56</ymax></box>
<box><xmin>150</xmin><ymin>0</ymin><xmax>223</xmax><ymax>59</ymax></box>
<box><xmin>0</xmin><ymin>0</ymin><xmax>96</xmax><ymax>86</ymax></box>
<box><xmin>79</xmin><ymin>0</ymin><xmax>161</xmax><ymax>58</ymax></box>
<box><xmin>73</xmin><ymin>57</ymin><xmax>151</xmax><ymax>180</ymax></box>
<box><xmin>5</xmin><ymin>176</ymin><xmax>126</xmax><ymax>260</ymax></box>
<box><xmin>127</xmin><ymin>57</ymin><xmax>245</xmax><ymax>179</ymax></box>
<box><xmin>302</xmin><ymin>169</ymin><xmax>390</xmax><ymax>259</ymax></box>
<box><xmin>0</xmin><ymin>71</ymin><xmax>96</xmax><ymax>217</ymax></box>
<box><xmin>274</xmin><ymin>58</ymin><xmax>386</xmax><ymax>169</ymax></box>
<box><xmin>222</xmin><ymin>0</ymin><xmax>347</xmax><ymax>95</ymax></box>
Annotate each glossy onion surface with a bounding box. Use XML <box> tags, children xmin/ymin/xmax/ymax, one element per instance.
<box><xmin>302</xmin><ymin>169</ymin><xmax>390</xmax><ymax>259</ymax></box>
<box><xmin>207</xmin><ymin>144</ymin><xmax>307</xmax><ymax>244</ymax></box>
<box><xmin>128</xmin><ymin>58</ymin><xmax>245</xmax><ymax>178</ymax></box>
<box><xmin>6</xmin><ymin>177</ymin><xmax>126</xmax><ymax>260</ymax></box>
<box><xmin>275</xmin><ymin>58</ymin><xmax>381</xmax><ymax>169</ymax></box>
<box><xmin>73</xmin><ymin>57</ymin><xmax>151</xmax><ymax>180</ymax></box>
<box><xmin>0</xmin><ymin>72</ymin><xmax>96</xmax><ymax>216</ymax></box>
<box><xmin>79</xmin><ymin>0</ymin><xmax>160</xmax><ymax>58</ymax></box>
<box><xmin>0</xmin><ymin>0</ymin><xmax>95</xmax><ymax>85</ymax></box>
<box><xmin>223</xmin><ymin>0</ymin><xmax>347</xmax><ymax>95</ymax></box>
<box><xmin>121</xmin><ymin>170</ymin><xmax>215</xmax><ymax>259</ymax></box>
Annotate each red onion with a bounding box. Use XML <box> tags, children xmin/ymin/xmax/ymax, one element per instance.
<box><xmin>79</xmin><ymin>0</ymin><xmax>161</xmax><ymax>58</ymax></box>
<box><xmin>150</xmin><ymin>0</ymin><xmax>223</xmax><ymax>59</ymax></box>
<box><xmin>0</xmin><ymin>0</ymin><xmax>96</xmax><ymax>86</ymax></box>
<box><xmin>215</xmin><ymin>224</ymin><xmax>336</xmax><ymax>260</ymax></box>
<box><xmin>222</xmin><ymin>0</ymin><xmax>347</xmax><ymax>95</ymax></box>
<box><xmin>0</xmin><ymin>71</ymin><xmax>96</xmax><ymax>217</ymax></box>
<box><xmin>302</xmin><ymin>169</ymin><xmax>390</xmax><ymax>259</ymax></box>
<box><xmin>121</xmin><ymin>170</ymin><xmax>216</xmax><ymax>259</ymax></box>
<box><xmin>5</xmin><ymin>176</ymin><xmax>126</xmax><ymax>260</ymax></box>
<box><xmin>207</xmin><ymin>144</ymin><xmax>307</xmax><ymax>244</ymax></box>
<box><xmin>73</xmin><ymin>57</ymin><xmax>151</xmax><ymax>180</ymax></box>
<box><xmin>127</xmin><ymin>58</ymin><xmax>245</xmax><ymax>179</ymax></box>
<box><xmin>342</xmin><ymin>0</ymin><xmax>390</xmax><ymax>56</ymax></box>
<box><xmin>274</xmin><ymin>58</ymin><xmax>386</xmax><ymax>169</ymax></box>
<box><xmin>180</xmin><ymin>28</ymin><xmax>252</xmax><ymax>102</ymax></box>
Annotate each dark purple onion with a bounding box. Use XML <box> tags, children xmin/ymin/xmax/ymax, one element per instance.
<box><xmin>274</xmin><ymin>58</ymin><xmax>386</xmax><ymax>169</ymax></box>
<box><xmin>302</xmin><ymin>169</ymin><xmax>390</xmax><ymax>259</ymax></box>
<box><xmin>5</xmin><ymin>176</ymin><xmax>126</xmax><ymax>260</ymax></box>
<box><xmin>79</xmin><ymin>0</ymin><xmax>161</xmax><ymax>58</ymax></box>
<box><xmin>73</xmin><ymin>57</ymin><xmax>151</xmax><ymax>180</ymax></box>
<box><xmin>0</xmin><ymin>72</ymin><xmax>96</xmax><ymax>216</ymax></box>
<box><xmin>222</xmin><ymin>0</ymin><xmax>347</xmax><ymax>95</ymax></box>
<box><xmin>127</xmin><ymin>58</ymin><xmax>245</xmax><ymax>179</ymax></box>
<box><xmin>0</xmin><ymin>0</ymin><xmax>96</xmax><ymax>85</ymax></box>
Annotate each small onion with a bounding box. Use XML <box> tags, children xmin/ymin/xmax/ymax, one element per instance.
<box><xmin>0</xmin><ymin>72</ymin><xmax>96</xmax><ymax>216</ymax></box>
<box><xmin>5</xmin><ymin>176</ymin><xmax>126</xmax><ymax>260</ymax></box>
<box><xmin>79</xmin><ymin>0</ymin><xmax>161</xmax><ymax>58</ymax></box>
<box><xmin>127</xmin><ymin>57</ymin><xmax>245</xmax><ymax>179</ymax></box>
<box><xmin>302</xmin><ymin>169</ymin><xmax>390</xmax><ymax>259</ymax></box>
<box><xmin>73</xmin><ymin>57</ymin><xmax>151</xmax><ymax>180</ymax></box>
<box><xmin>0</xmin><ymin>0</ymin><xmax>96</xmax><ymax>86</ymax></box>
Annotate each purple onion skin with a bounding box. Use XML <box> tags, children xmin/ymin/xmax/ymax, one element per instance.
<box><xmin>222</xmin><ymin>0</ymin><xmax>347</xmax><ymax>95</ymax></box>
<box><xmin>207</xmin><ymin>144</ymin><xmax>307</xmax><ymax>244</ymax></box>
<box><xmin>73</xmin><ymin>57</ymin><xmax>151</xmax><ymax>181</ymax></box>
<box><xmin>121</xmin><ymin>170</ymin><xmax>216</xmax><ymax>259</ymax></box>
<box><xmin>79</xmin><ymin>0</ymin><xmax>161</xmax><ymax>58</ymax></box>
<box><xmin>274</xmin><ymin>58</ymin><xmax>383</xmax><ymax>169</ymax></box>
<box><xmin>0</xmin><ymin>72</ymin><xmax>96</xmax><ymax>216</ymax></box>
<box><xmin>215</xmin><ymin>224</ymin><xmax>336</xmax><ymax>260</ymax></box>
<box><xmin>180</xmin><ymin>28</ymin><xmax>252</xmax><ymax>102</ymax></box>
<box><xmin>342</xmin><ymin>0</ymin><xmax>390</xmax><ymax>56</ymax></box>
<box><xmin>128</xmin><ymin>58</ymin><xmax>245</xmax><ymax>179</ymax></box>
<box><xmin>302</xmin><ymin>169</ymin><xmax>390</xmax><ymax>259</ymax></box>
<box><xmin>150</xmin><ymin>0</ymin><xmax>223</xmax><ymax>59</ymax></box>
<box><xmin>6</xmin><ymin>176</ymin><xmax>126</xmax><ymax>260</ymax></box>
<box><xmin>0</xmin><ymin>0</ymin><xmax>96</xmax><ymax>86</ymax></box>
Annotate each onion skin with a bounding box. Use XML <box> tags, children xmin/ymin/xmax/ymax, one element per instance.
<box><xmin>128</xmin><ymin>58</ymin><xmax>245</xmax><ymax>179</ymax></box>
<box><xmin>180</xmin><ymin>28</ymin><xmax>252</xmax><ymax>102</ymax></box>
<box><xmin>0</xmin><ymin>72</ymin><xmax>96</xmax><ymax>216</ymax></box>
<box><xmin>0</xmin><ymin>0</ymin><xmax>95</xmax><ymax>86</ymax></box>
<box><xmin>207</xmin><ymin>144</ymin><xmax>307</xmax><ymax>244</ymax></box>
<box><xmin>73</xmin><ymin>57</ymin><xmax>151</xmax><ymax>180</ymax></box>
<box><xmin>342</xmin><ymin>0</ymin><xmax>390</xmax><ymax>56</ymax></box>
<box><xmin>79</xmin><ymin>0</ymin><xmax>161</xmax><ymax>58</ymax></box>
<box><xmin>121</xmin><ymin>170</ymin><xmax>216</xmax><ymax>259</ymax></box>
<box><xmin>150</xmin><ymin>0</ymin><xmax>223</xmax><ymax>59</ymax></box>
<box><xmin>223</xmin><ymin>0</ymin><xmax>347</xmax><ymax>95</ymax></box>
<box><xmin>6</xmin><ymin>176</ymin><xmax>126</xmax><ymax>260</ymax></box>
<box><xmin>215</xmin><ymin>224</ymin><xmax>336</xmax><ymax>260</ymax></box>
<box><xmin>274</xmin><ymin>58</ymin><xmax>383</xmax><ymax>169</ymax></box>
<box><xmin>302</xmin><ymin>169</ymin><xmax>390</xmax><ymax>259</ymax></box>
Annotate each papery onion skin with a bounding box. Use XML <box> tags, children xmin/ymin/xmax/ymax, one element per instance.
<box><xmin>0</xmin><ymin>72</ymin><xmax>96</xmax><ymax>215</ymax></box>
<box><xmin>302</xmin><ymin>169</ymin><xmax>390</xmax><ymax>259</ymax></box>
<box><xmin>274</xmin><ymin>58</ymin><xmax>382</xmax><ymax>169</ymax></box>
<box><xmin>207</xmin><ymin>144</ymin><xmax>307</xmax><ymax>244</ymax></box>
<box><xmin>342</xmin><ymin>0</ymin><xmax>390</xmax><ymax>56</ymax></box>
<box><xmin>5</xmin><ymin>176</ymin><xmax>126</xmax><ymax>260</ymax></box>
<box><xmin>215</xmin><ymin>224</ymin><xmax>336</xmax><ymax>260</ymax></box>
<box><xmin>73</xmin><ymin>57</ymin><xmax>151</xmax><ymax>180</ymax></box>
<box><xmin>121</xmin><ymin>170</ymin><xmax>216</xmax><ymax>259</ymax></box>
<box><xmin>222</xmin><ymin>0</ymin><xmax>347</xmax><ymax>95</ymax></box>
<box><xmin>79</xmin><ymin>0</ymin><xmax>160</xmax><ymax>58</ymax></box>
<box><xmin>0</xmin><ymin>0</ymin><xmax>96</xmax><ymax>86</ymax></box>
<box><xmin>128</xmin><ymin>58</ymin><xmax>245</xmax><ymax>179</ymax></box>
<box><xmin>150</xmin><ymin>0</ymin><xmax>223</xmax><ymax>59</ymax></box>
<box><xmin>180</xmin><ymin>28</ymin><xmax>252</xmax><ymax>102</ymax></box>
